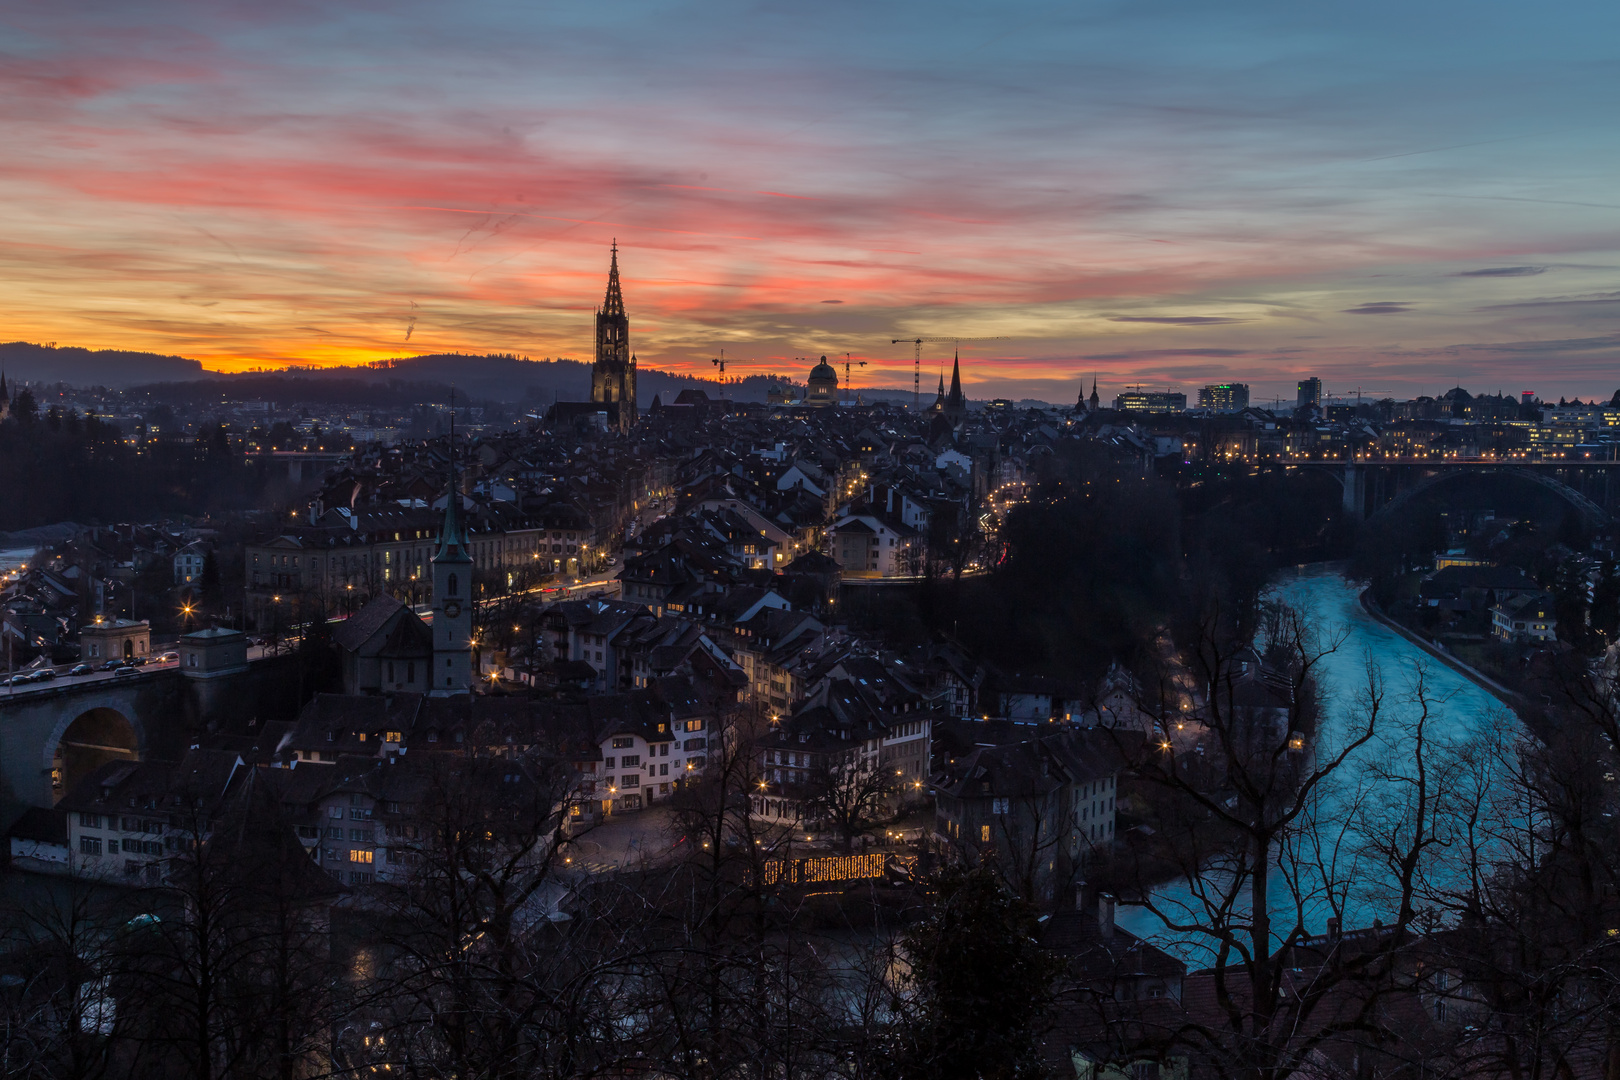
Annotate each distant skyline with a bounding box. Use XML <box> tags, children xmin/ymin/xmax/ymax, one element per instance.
<box><xmin>5</xmin><ymin>1</ymin><xmax>1620</xmax><ymax>402</ymax></box>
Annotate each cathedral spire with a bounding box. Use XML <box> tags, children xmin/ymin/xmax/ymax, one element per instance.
<box><xmin>591</xmin><ymin>241</ymin><xmax>635</xmax><ymax>429</ymax></box>
<box><xmin>943</xmin><ymin>350</ymin><xmax>966</xmax><ymax>424</ymax></box>
<box><xmin>602</xmin><ymin>239</ymin><xmax>625</xmax><ymax>317</ymax></box>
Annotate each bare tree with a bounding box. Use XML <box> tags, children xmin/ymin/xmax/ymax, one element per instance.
<box><xmin>803</xmin><ymin>757</ymin><xmax>898</xmax><ymax>854</ymax></box>
<box><xmin>1406</xmin><ymin>664</ymin><xmax>1620</xmax><ymax>1080</ymax></box>
<box><xmin>1114</xmin><ymin>601</ymin><xmax>1446</xmax><ymax>1080</ymax></box>
<box><xmin>0</xmin><ymin>870</ymin><xmax>122</xmax><ymax>1080</ymax></box>
<box><xmin>357</xmin><ymin>745</ymin><xmax>598</xmax><ymax>1080</ymax></box>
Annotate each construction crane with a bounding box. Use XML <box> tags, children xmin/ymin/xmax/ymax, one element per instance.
<box><xmin>842</xmin><ymin>353</ymin><xmax>867</xmax><ymax>405</ymax></box>
<box><xmin>891</xmin><ymin>337</ymin><xmax>1009</xmax><ymax>410</ymax></box>
<box><xmin>708</xmin><ymin>350</ymin><xmax>757</xmax><ymax>402</ymax></box>
<box><xmin>711</xmin><ymin>349</ymin><xmax>740</xmax><ymax>381</ymax></box>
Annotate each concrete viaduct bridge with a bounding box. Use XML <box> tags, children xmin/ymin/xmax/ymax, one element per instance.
<box><xmin>1287</xmin><ymin>459</ymin><xmax>1620</xmax><ymax>526</ymax></box>
<box><xmin>0</xmin><ymin>653</ymin><xmax>303</xmax><ymax>832</ymax></box>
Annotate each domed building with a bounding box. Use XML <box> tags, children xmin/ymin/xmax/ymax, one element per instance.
<box><xmin>806</xmin><ymin>355</ymin><xmax>838</xmax><ymax>408</ymax></box>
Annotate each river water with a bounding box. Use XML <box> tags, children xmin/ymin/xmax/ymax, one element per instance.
<box><xmin>1115</xmin><ymin>563</ymin><xmax>1517</xmax><ymax>962</ymax></box>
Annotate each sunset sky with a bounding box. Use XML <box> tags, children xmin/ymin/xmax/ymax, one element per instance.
<box><xmin>5</xmin><ymin>1</ymin><xmax>1620</xmax><ymax>402</ymax></box>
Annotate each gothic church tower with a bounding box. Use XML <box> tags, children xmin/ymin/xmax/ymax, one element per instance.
<box><xmin>590</xmin><ymin>242</ymin><xmax>637</xmax><ymax>431</ymax></box>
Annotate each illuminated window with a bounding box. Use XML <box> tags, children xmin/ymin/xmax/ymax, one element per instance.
<box><xmin>349</xmin><ymin>849</ymin><xmax>373</xmax><ymax>864</ymax></box>
<box><xmin>980</xmin><ymin>825</ymin><xmax>990</xmax><ymax>843</ymax></box>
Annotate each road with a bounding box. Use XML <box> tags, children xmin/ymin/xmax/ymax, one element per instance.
<box><xmin>0</xmin><ymin>656</ymin><xmax>182</xmax><ymax>697</ymax></box>
<box><xmin>0</xmin><ymin>644</ymin><xmax>279</xmax><ymax>699</ymax></box>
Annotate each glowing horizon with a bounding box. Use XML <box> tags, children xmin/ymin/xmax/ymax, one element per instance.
<box><xmin>5</xmin><ymin>1</ymin><xmax>1620</xmax><ymax>403</ymax></box>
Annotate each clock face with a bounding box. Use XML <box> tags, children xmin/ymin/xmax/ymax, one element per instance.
<box><xmin>445</xmin><ymin>601</ymin><xmax>462</xmax><ymax>619</ymax></box>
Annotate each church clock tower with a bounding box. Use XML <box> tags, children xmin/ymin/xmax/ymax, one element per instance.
<box><xmin>590</xmin><ymin>241</ymin><xmax>637</xmax><ymax>432</ymax></box>
<box><xmin>430</xmin><ymin>427</ymin><xmax>473</xmax><ymax>696</ymax></box>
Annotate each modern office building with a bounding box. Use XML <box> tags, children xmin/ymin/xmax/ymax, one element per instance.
<box><xmin>1198</xmin><ymin>383</ymin><xmax>1250</xmax><ymax>412</ymax></box>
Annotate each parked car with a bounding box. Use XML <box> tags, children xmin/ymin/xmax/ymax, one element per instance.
<box><xmin>33</xmin><ymin>668</ymin><xmax>55</xmax><ymax>681</ymax></box>
<box><xmin>100</xmin><ymin>660</ymin><xmax>126</xmax><ymax>671</ymax></box>
<box><xmin>68</xmin><ymin>663</ymin><xmax>92</xmax><ymax>676</ymax></box>
<box><xmin>157</xmin><ymin>651</ymin><xmax>179</xmax><ymax>663</ymax></box>
<box><xmin>114</xmin><ymin>667</ymin><xmax>138</xmax><ymax>678</ymax></box>
<box><xmin>128</xmin><ymin>657</ymin><xmax>149</xmax><ymax>667</ymax></box>
<box><xmin>4</xmin><ymin>674</ymin><xmax>29</xmax><ymax>687</ymax></box>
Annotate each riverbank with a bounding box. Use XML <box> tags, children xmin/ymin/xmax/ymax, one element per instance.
<box><xmin>1356</xmin><ymin>586</ymin><xmax>1526</xmax><ymax>714</ymax></box>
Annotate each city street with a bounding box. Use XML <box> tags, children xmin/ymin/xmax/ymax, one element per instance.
<box><xmin>563</xmin><ymin>804</ymin><xmax>684</xmax><ymax>873</ymax></box>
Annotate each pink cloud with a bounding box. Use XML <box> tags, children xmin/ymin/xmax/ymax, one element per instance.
<box><xmin>2</xmin><ymin>2</ymin><xmax>1620</xmax><ymax>399</ymax></box>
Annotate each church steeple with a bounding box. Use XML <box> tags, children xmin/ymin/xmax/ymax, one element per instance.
<box><xmin>602</xmin><ymin>239</ymin><xmax>625</xmax><ymax>318</ymax></box>
<box><xmin>943</xmin><ymin>350</ymin><xmax>966</xmax><ymax>424</ymax></box>
<box><xmin>433</xmin><ymin>410</ymin><xmax>470</xmax><ymax>563</ymax></box>
<box><xmin>591</xmin><ymin>241</ymin><xmax>636</xmax><ymax>430</ymax></box>
<box><xmin>1088</xmin><ymin>374</ymin><xmax>1100</xmax><ymax>412</ymax></box>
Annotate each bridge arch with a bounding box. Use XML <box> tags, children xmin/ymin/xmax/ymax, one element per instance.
<box><xmin>1365</xmin><ymin>466</ymin><xmax>1609</xmax><ymax>529</ymax></box>
<box><xmin>45</xmin><ymin>703</ymin><xmax>144</xmax><ymax>802</ymax></box>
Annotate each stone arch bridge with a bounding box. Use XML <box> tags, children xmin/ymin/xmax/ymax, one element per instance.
<box><xmin>0</xmin><ymin>655</ymin><xmax>304</xmax><ymax>831</ymax></box>
<box><xmin>1290</xmin><ymin>461</ymin><xmax>1618</xmax><ymax>526</ymax></box>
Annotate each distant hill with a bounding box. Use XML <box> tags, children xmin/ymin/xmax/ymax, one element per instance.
<box><xmin>0</xmin><ymin>343</ymin><xmax>781</xmax><ymax>405</ymax></box>
<box><xmin>3</xmin><ymin>342</ymin><xmax>1041</xmax><ymax>407</ymax></box>
<box><xmin>0</xmin><ymin>342</ymin><xmax>208</xmax><ymax>386</ymax></box>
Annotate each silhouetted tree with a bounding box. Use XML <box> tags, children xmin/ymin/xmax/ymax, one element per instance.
<box><xmin>12</xmin><ymin>388</ymin><xmax>38</xmax><ymax>425</ymax></box>
<box><xmin>890</xmin><ymin>864</ymin><xmax>1061</xmax><ymax>1080</ymax></box>
<box><xmin>803</xmin><ymin>757</ymin><xmax>897</xmax><ymax>853</ymax></box>
<box><xmin>198</xmin><ymin>552</ymin><xmax>223</xmax><ymax>614</ymax></box>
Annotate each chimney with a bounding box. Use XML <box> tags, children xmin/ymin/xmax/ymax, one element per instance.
<box><xmin>1074</xmin><ymin>881</ymin><xmax>1087</xmax><ymax>911</ymax></box>
<box><xmin>1098</xmin><ymin>892</ymin><xmax>1115</xmax><ymax>941</ymax></box>
<box><xmin>1327</xmin><ymin>916</ymin><xmax>1341</xmax><ymax>941</ymax></box>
